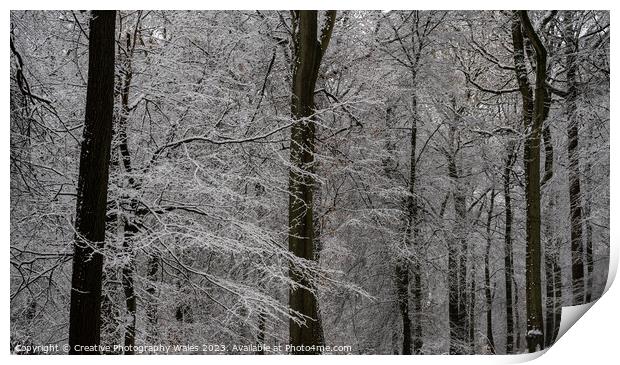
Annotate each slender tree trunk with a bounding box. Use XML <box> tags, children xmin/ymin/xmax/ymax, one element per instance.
<box><xmin>514</xmin><ymin>279</ymin><xmax>522</xmax><ymax>352</ymax></box>
<box><xmin>545</xmin><ymin>253</ymin><xmax>563</xmax><ymax>347</ymax></box>
<box><xmin>288</xmin><ymin>10</ymin><xmax>335</xmax><ymax>354</ymax></box>
<box><xmin>544</xmin><ymin>193</ymin><xmax>562</xmax><ymax>347</ymax></box>
<box><xmin>552</xmin><ymin>241</ymin><xmax>563</xmax><ymax>341</ymax></box>
<box><xmin>584</xmin><ymin>137</ymin><xmax>594</xmax><ymax>303</ymax></box>
<box><xmin>409</xmin><ymin>81</ymin><xmax>424</xmax><ymax>355</ymax></box>
<box><xmin>503</xmin><ymin>145</ymin><xmax>516</xmax><ymax>354</ymax></box>
<box><xmin>68</xmin><ymin>10</ymin><xmax>116</xmax><ymax>354</ymax></box>
<box><xmin>469</xmin><ymin>276</ymin><xmax>475</xmax><ymax>354</ymax></box>
<box><xmin>412</xmin><ymin>238</ymin><xmax>423</xmax><ymax>353</ymax></box>
<box><xmin>584</xmin><ymin>157</ymin><xmax>594</xmax><ymax>302</ymax></box>
<box><xmin>117</xmin><ymin>30</ymin><xmax>138</xmax><ymax>353</ymax></box>
<box><xmin>394</xmin><ymin>263</ymin><xmax>412</xmax><ymax>354</ymax></box>
<box><xmin>121</xmin><ymin>222</ymin><xmax>137</xmax><ymax>353</ymax></box>
<box><xmin>447</xmin><ymin>137</ymin><xmax>467</xmax><ymax>354</ymax></box>
<box><xmin>515</xmin><ymin>10</ymin><xmax>547</xmax><ymax>352</ymax></box>
<box><xmin>313</xmin><ymin>198</ymin><xmax>326</xmax><ymax>348</ymax></box>
<box><xmin>397</xmin><ymin>74</ymin><xmax>423</xmax><ymax>355</ymax></box>
<box><xmin>145</xmin><ymin>254</ymin><xmax>159</xmax><ymax>344</ymax></box>
<box><xmin>382</xmin><ymin>105</ymin><xmax>413</xmax><ymax>354</ymax></box>
<box><xmin>102</xmin><ymin>104</ymin><xmax>121</xmax><ymax>349</ymax></box>
<box><xmin>255</xmin><ymin>185</ymin><xmax>268</xmax><ymax>355</ymax></box>
<box><xmin>541</xmin><ymin>102</ymin><xmax>563</xmax><ymax>348</ymax></box>
<box><xmin>564</xmin><ymin>11</ymin><xmax>585</xmax><ymax>305</ymax></box>
<box><xmin>447</xmin><ymin>227</ymin><xmax>461</xmax><ymax>355</ymax></box>
<box><xmin>484</xmin><ymin>190</ymin><xmax>496</xmax><ymax>354</ymax></box>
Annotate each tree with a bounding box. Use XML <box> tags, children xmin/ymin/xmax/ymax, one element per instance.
<box><xmin>68</xmin><ymin>10</ymin><xmax>116</xmax><ymax>354</ymax></box>
<box><xmin>374</xmin><ymin>11</ymin><xmax>445</xmax><ymax>354</ymax></box>
<box><xmin>446</xmin><ymin>112</ymin><xmax>469</xmax><ymax>354</ymax></box>
<box><xmin>511</xmin><ymin>10</ymin><xmax>546</xmax><ymax>352</ymax></box>
<box><xmin>563</xmin><ymin>11</ymin><xmax>585</xmax><ymax>306</ymax></box>
<box><xmin>502</xmin><ymin>142</ymin><xmax>517</xmax><ymax>354</ymax></box>
<box><xmin>484</xmin><ymin>189</ymin><xmax>497</xmax><ymax>354</ymax></box>
<box><xmin>288</xmin><ymin>10</ymin><xmax>336</xmax><ymax>354</ymax></box>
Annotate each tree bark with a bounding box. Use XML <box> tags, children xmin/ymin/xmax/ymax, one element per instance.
<box><xmin>541</xmin><ymin>99</ymin><xmax>563</xmax><ymax>348</ymax></box>
<box><xmin>145</xmin><ymin>254</ymin><xmax>159</xmax><ymax>344</ymax></box>
<box><xmin>288</xmin><ymin>10</ymin><xmax>335</xmax><ymax>354</ymax></box>
<box><xmin>397</xmin><ymin>73</ymin><xmax>422</xmax><ymax>355</ymax></box>
<box><xmin>514</xmin><ymin>10</ymin><xmax>547</xmax><ymax>352</ymax></box>
<box><xmin>564</xmin><ymin>11</ymin><xmax>585</xmax><ymax>305</ymax></box>
<box><xmin>544</xmin><ymin>192</ymin><xmax>562</xmax><ymax>347</ymax></box>
<box><xmin>484</xmin><ymin>190</ymin><xmax>496</xmax><ymax>354</ymax></box>
<box><xmin>503</xmin><ymin>144</ymin><xmax>516</xmax><ymax>354</ymax></box>
<box><xmin>409</xmin><ymin>80</ymin><xmax>424</xmax><ymax>355</ymax></box>
<box><xmin>117</xmin><ymin>29</ymin><xmax>139</xmax><ymax>354</ymax></box>
<box><xmin>468</xmin><ymin>275</ymin><xmax>476</xmax><ymax>354</ymax></box>
<box><xmin>394</xmin><ymin>262</ymin><xmax>412</xmax><ymax>354</ymax></box>
<box><xmin>68</xmin><ymin>10</ymin><xmax>116</xmax><ymax>354</ymax></box>
<box><xmin>584</xmin><ymin>156</ymin><xmax>594</xmax><ymax>302</ymax></box>
<box><xmin>447</xmin><ymin>123</ymin><xmax>468</xmax><ymax>354</ymax></box>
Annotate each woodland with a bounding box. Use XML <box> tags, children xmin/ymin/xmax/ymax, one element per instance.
<box><xmin>9</xmin><ymin>10</ymin><xmax>610</xmax><ymax>355</ymax></box>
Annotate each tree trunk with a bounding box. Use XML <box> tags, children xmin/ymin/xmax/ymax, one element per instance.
<box><xmin>397</xmin><ymin>74</ymin><xmax>423</xmax><ymax>355</ymax></box>
<box><xmin>121</xmin><ymin>221</ymin><xmax>137</xmax><ymax>353</ymax></box>
<box><xmin>469</xmin><ymin>275</ymin><xmax>476</xmax><ymax>354</ymax></box>
<box><xmin>584</xmin><ymin>156</ymin><xmax>594</xmax><ymax>302</ymax></box>
<box><xmin>409</xmin><ymin>81</ymin><xmax>424</xmax><ymax>355</ymax></box>
<box><xmin>68</xmin><ymin>10</ymin><xmax>116</xmax><ymax>354</ymax></box>
<box><xmin>394</xmin><ymin>263</ymin><xmax>412</xmax><ymax>354</ymax></box>
<box><xmin>117</xmin><ymin>29</ymin><xmax>139</xmax><ymax>354</ymax></box>
<box><xmin>312</xmin><ymin>199</ymin><xmax>327</xmax><ymax>348</ymax></box>
<box><xmin>544</xmin><ymin>192</ymin><xmax>563</xmax><ymax>347</ymax></box>
<box><xmin>484</xmin><ymin>190</ymin><xmax>496</xmax><ymax>354</ymax></box>
<box><xmin>552</xmin><ymin>240</ymin><xmax>563</xmax><ymax>342</ymax></box>
<box><xmin>145</xmin><ymin>254</ymin><xmax>159</xmax><ymax>344</ymax></box>
<box><xmin>288</xmin><ymin>10</ymin><xmax>335</xmax><ymax>354</ymax></box>
<box><xmin>564</xmin><ymin>11</ymin><xmax>585</xmax><ymax>305</ymax></box>
<box><xmin>447</xmin><ymin>133</ymin><xmax>467</xmax><ymax>354</ymax></box>
<box><xmin>503</xmin><ymin>144</ymin><xmax>516</xmax><ymax>354</ymax></box>
<box><xmin>514</xmin><ymin>278</ymin><xmax>522</xmax><ymax>352</ymax></box>
<box><xmin>514</xmin><ymin>10</ymin><xmax>547</xmax><ymax>352</ymax></box>
<box><xmin>541</xmin><ymin>97</ymin><xmax>563</xmax><ymax>348</ymax></box>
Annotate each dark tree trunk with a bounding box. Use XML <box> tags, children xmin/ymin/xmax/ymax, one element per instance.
<box><xmin>553</xmin><ymin>245</ymin><xmax>563</xmax><ymax>342</ymax></box>
<box><xmin>117</xmin><ymin>30</ymin><xmax>139</xmax><ymax>353</ymax></box>
<box><xmin>121</xmin><ymin>221</ymin><xmax>138</xmax><ymax>353</ymax></box>
<box><xmin>394</xmin><ymin>263</ymin><xmax>412</xmax><ymax>354</ymax></box>
<box><xmin>514</xmin><ymin>279</ymin><xmax>522</xmax><ymax>352</ymax></box>
<box><xmin>541</xmin><ymin>98</ymin><xmax>563</xmax><ymax>348</ymax></box>
<box><xmin>544</xmin><ymin>255</ymin><xmax>562</xmax><ymax>347</ymax></box>
<box><xmin>408</xmin><ymin>83</ymin><xmax>423</xmax><ymax>355</ymax></box>
<box><xmin>469</xmin><ymin>276</ymin><xmax>476</xmax><ymax>354</ymax></box>
<box><xmin>503</xmin><ymin>145</ymin><xmax>516</xmax><ymax>354</ymax></box>
<box><xmin>514</xmin><ymin>10</ymin><xmax>547</xmax><ymax>352</ymax></box>
<box><xmin>564</xmin><ymin>11</ymin><xmax>585</xmax><ymax>305</ymax></box>
<box><xmin>447</xmin><ymin>135</ymin><xmax>467</xmax><ymax>354</ymax></box>
<box><xmin>412</xmin><ymin>256</ymin><xmax>423</xmax><ymax>353</ymax></box>
<box><xmin>312</xmin><ymin>207</ymin><xmax>326</xmax><ymax>348</ymax></box>
<box><xmin>397</xmin><ymin>76</ymin><xmax>422</xmax><ymax>355</ymax></box>
<box><xmin>584</xmin><ymin>156</ymin><xmax>594</xmax><ymax>302</ymax></box>
<box><xmin>544</xmin><ymin>199</ymin><xmax>562</xmax><ymax>347</ymax></box>
<box><xmin>288</xmin><ymin>10</ymin><xmax>335</xmax><ymax>354</ymax></box>
<box><xmin>145</xmin><ymin>254</ymin><xmax>159</xmax><ymax>344</ymax></box>
<box><xmin>484</xmin><ymin>190</ymin><xmax>496</xmax><ymax>354</ymax></box>
<box><xmin>68</xmin><ymin>10</ymin><xmax>116</xmax><ymax>354</ymax></box>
